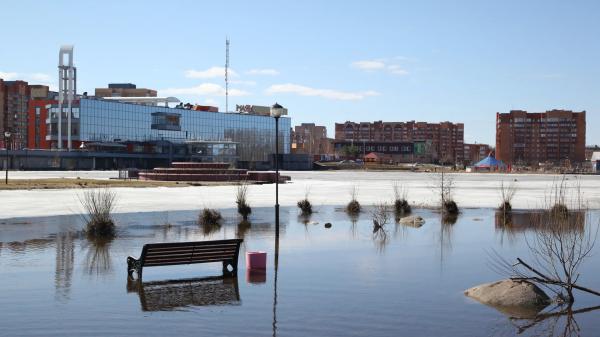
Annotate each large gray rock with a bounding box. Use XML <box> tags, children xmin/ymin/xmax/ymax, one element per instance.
<box><xmin>399</xmin><ymin>215</ymin><xmax>425</xmax><ymax>227</ymax></box>
<box><xmin>465</xmin><ymin>279</ymin><xmax>551</xmax><ymax>318</ymax></box>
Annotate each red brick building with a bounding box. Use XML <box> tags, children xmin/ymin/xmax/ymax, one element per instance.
<box><xmin>28</xmin><ymin>99</ymin><xmax>55</xmax><ymax>149</ymax></box>
<box><xmin>496</xmin><ymin>110</ymin><xmax>586</xmax><ymax>165</ymax></box>
<box><xmin>335</xmin><ymin>120</ymin><xmax>464</xmax><ymax>164</ymax></box>
<box><xmin>291</xmin><ymin>123</ymin><xmax>334</xmax><ymax>158</ymax></box>
<box><xmin>463</xmin><ymin>143</ymin><xmax>491</xmax><ymax>165</ymax></box>
<box><xmin>0</xmin><ymin>80</ymin><xmax>30</xmax><ymax>149</ymax></box>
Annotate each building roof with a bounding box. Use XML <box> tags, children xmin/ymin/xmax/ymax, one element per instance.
<box><xmin>101</xmin><ymin>96</ymin><xmax>180</xmax><ymax>104</ymax></box>
<box><xmin>474</xmin><ymin>154</ymin><xmax>505</xmax><ymax>168</ymax></box>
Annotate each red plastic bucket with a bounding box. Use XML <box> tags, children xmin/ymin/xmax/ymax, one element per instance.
<box><xmin>246</xmin><ymin>251</ymin><xmax>267</xmax><ymax>270</ymax></box>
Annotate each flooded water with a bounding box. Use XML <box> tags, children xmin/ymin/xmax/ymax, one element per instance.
<box><xmin>1</xmin><ymin>206</ymin><xmax>600</xmax><ymax>336</ymax></box>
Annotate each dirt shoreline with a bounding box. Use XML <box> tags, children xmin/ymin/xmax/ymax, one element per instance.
<box><xmin>0</xmin><ymin>178</ymin><xmax>260</xmax><ymax>190</ymax></box>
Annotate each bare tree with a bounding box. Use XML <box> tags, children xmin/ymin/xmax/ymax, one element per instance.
<box><xmin>490</xmin><ymin>178</ymin><xmax>600</xmax><ymax>305</ymax></box>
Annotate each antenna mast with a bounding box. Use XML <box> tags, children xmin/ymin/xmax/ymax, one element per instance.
<box><xmin>225</xmin><ymin>37</ymin><xmax>230</xmax><ymax>112</ymax></box>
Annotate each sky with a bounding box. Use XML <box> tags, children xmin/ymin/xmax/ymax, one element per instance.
<box><xmin>1</xmin><ymin>0</ymin><xmax>599</xmax><ymax>145</ymax></box>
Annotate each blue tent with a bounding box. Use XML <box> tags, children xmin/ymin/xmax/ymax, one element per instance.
<box><xmin>474</xmin><ymin>154</ymin><xmax>505</xmax><ymax>169</ymax></box>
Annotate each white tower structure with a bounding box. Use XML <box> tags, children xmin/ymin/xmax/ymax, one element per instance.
<box><xmin>57</xmin><ymin>45</ymin><xmax>77</xmax><ymax>150</ymax></box>
<box><xmin>225</xmin><ymin>38</ymin><xmax>230</xmax><ymax>113</ymax></box>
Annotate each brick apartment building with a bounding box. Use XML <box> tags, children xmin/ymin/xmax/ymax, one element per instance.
<box><xmin>95</xmin><ymin>83</ymin><xmax>157</xmax><ymax>98</ymax></box>
<box><xmin>1</xmin><ymin>80</ymin><xmax>31</xmax><ymax>149</ymax></box>
<box><xmin>464</xmin><ymin>143</ymin><xmax>491</xmax><ymax>165</ymax></box>
<box><xmin>291</xmin><ymin>123</ymin><xmax>333</xmax><ymax>158</ymax></box>
<box><xmin>1</xmin><ymin>79</ymin><xmax>52</xmax><ymax>149</ymax></box>
<box><xmin>334</xmin><ymin>120</ymin><xmax>464</xmax><ymax>164</ymax></box>
<box><xmin>496</xmin><ymin>110</ymin><xmax>586</xmax><ymax>165</ymax></box>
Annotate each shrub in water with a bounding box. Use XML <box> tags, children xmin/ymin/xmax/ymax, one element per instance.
<box><xmin>346</xmin><ymin>200</ymin><xmax>361</xmax><ymax>214</ymax></box>
<box><xmin>346</xmin><ymin>186</ymin><xmax>361</xmax><ymax>214</ymax></box>
<box><xmin>394</xmin><ymin>199</ymin><xmax>411</xmax><ymax>214</ymax></box>
<box><xmin>443</xmin><ymin>200</ymin><xmax>459</xmax><ymax>215</ymax></box>
<box><xmin>499</xmin><ymin>201</ymin><xmax>512</xmax><ymax>213</ymax></box>
<box><xmin>80</xmin><ymin>189</ymin><xmax>117</xmax><ymax>238</ymax></box>
<box><xmin>297</xmin><ymin>199</ymin><xmax>312</xmax><ymax>215</ymax></box>
<box><xmin>199</xmin><ymin>208</ymin><xmax>223</xmax><ymax>227</ymax></box>
<box><xmin>392</xmin><ymin>181</ymin><xmax>411</xmax><ymax>215</ymax></box>
<box><xmin>236</xmin><ymin>183</ymin><xmax>252</xmax><ymax>220</ymax></box>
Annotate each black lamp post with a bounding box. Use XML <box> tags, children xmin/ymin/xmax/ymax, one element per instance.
<box><xmin>270</xmin><ymin>103</ymin><xmax>285</xmax><ymax>337</ymax></box>
<box><xmin>270</xmin><ymin>103</ymin><xmax>285</xmax><ymax>232</ymax></box>
<box><xmin>4</xmin><ymin>131</ymin><xmax>11</xmax><ymax>185</ymax></box>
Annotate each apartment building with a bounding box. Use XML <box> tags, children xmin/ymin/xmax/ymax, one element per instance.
<box><xmin>496</xmin><ymin>110</ymin><xmax>586</xmax><ymax>165</ymax></box>
<box><xmin>334</xmin><ymin>120</ymin><xmax>464</xmax><ymax>164</ymax></box>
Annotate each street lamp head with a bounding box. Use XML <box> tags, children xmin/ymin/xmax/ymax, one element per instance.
<box><xmin>4</xmin><ymin>131</ymin><xmax>10</xmax><ymax>138</ymax></box>
<box><xmin>270</xmin><ymin>102</ymin><xmax>286</xmax><ymax>118</ymax></box>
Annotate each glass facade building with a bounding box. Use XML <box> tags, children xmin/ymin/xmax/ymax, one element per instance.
<box><xmin>47</xmin><ymin>98</ymin><xmax>290</xmax><ymax>165</ymax></box>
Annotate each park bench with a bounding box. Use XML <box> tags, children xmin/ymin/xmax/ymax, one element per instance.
<box><xmin>127</xmin><ymin>239</ymin><xmax>243</xmax><ymax>279</ymax></box>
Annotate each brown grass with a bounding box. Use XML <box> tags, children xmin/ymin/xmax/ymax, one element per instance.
<box><xmin>0</xmin><ymin>178</ymin><xmax>244</xmax><ymax>190</ymax></box>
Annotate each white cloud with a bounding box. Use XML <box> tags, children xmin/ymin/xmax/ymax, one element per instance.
<box><xmin>185</xmin><ymin>67</ymin><xmax>238</xmax><ymax>79</ymax></box>
<box><xmin>352</xmin><ymin>60</ymin><xmax>386</xmax><ymax>71</ymax></box>
<box><xmin>265</xmin><ymin>83</ymin><xmax>380</xmax><ymax>101</ymax></box>
<box><xmin>351</xmin><ymin>59</ymin><xmax>409</xmax><ymax>76</ymax></box>
<box><xmin>387</xmin><ymin>65</ymin><xmax>408</xmax><ymax>75</ymax></box>
<box><xmin>246</xmin><ymin>68</ymin><xmax>280</xmax><ymax>76</ymax></box>
<box><xmin>161</xmin><ymin>83</ymin><xmax>250</xmax><ymax>97</ymax></box>
<box><xmin>0</xmin><ymin>71</ymin><xmax>18</xmax><ymax>80</ymax></box>
<box><xmin>0</xmin><ymin>71</ymin><xmax>56</xmax><ymax>90</ymax></box>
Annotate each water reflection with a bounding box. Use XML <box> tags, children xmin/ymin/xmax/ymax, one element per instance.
<box><xmin>491</xmin><ymin>304</ymin><xmax>600</xmax><ymax>337</ymax></box>
<box><xmin>494</xmin><ymin>210</ymin><xmax>586</xmax><ymax>233</ymax></box>
<box><xmin>84</xmin><ymin>236</ymin><xmax>114</xmax><ymax>275</ymax></box>
<box><xmin>437</xmin><ymin>219</ymin><xmax>455</xmax><ymax>264</ymax></box>
<box><xmin>349</xmin><ymin>213</ymin><xmax>359</xmax><ymax>239</ymax></box>
<box><xmin>55</xmin><ymin>232</ymin><xmax>74</xmax><ymax>302</ymax></box>
<box><xmin>6</xmin><ymin>238</ymin><xmax>53</xmax><ymax>253</ymax></box>
<box><xmin>236</xmin><ymin>220</ymin><xmax>252</xmax><ymax>240</ymax></box>
<box><xmin>246</xmin><ymin>269</ymin><xmax>266</xmax><ymax>284</ymax></box>
<box><xmin>126</xmin><ymin>276</ymin><xmax>240</xmax><ymax>311</ymax></box>
<box><xmin>2</xmin><ymin>207</ymin><xmax>599</xmax><ymax>337</ymax></box>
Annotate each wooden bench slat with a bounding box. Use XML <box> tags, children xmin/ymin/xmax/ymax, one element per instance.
<box><xmin>143</xmin><ymin>240</ymin><xmax>242</xmax><ymax>249</ymax></box>
<box><xmin>145</xmin><ymin>247</ymin><xmax>237</xmax><ymax>256</ymax></box>
<box><xmin>144</xmin><ymin>251</ymin><xmax>236</xmax><ymax>261</ymax></box>
<box><xmin>146</xmin><ymin>243</ymin><xmax>239</xmax><ymax>251</ymax></box>
<box><xmin>144</xmin><ymin>251</ymin><xmax>237</xmax><ymax>260</ymax></box>
<box><xmin>144</xmin><ymin>258</ymin><xmax>231</xmax><ymax>267</ymax></box>
<box><xmin>144</xmin><ymin>253</ymin><xmax>235</xmax><ymax>264</ymax></box>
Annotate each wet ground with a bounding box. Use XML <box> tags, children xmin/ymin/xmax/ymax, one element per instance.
<box><xmin>1</xmin><ymin>206</ymin><xmax>599</xmax><ymax>336</ymax></box>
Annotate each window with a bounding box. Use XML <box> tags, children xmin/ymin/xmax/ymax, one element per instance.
<box><xmin>151</xmin><ymin>112</ymin><xmax>182</xmax><ymax>131</ymax></box>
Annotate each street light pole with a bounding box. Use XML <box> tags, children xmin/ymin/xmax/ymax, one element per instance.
<box><xmin>270</xmin><ymin>103</ymin><xmax>286</xmax><ymax>239</ymax></box>
<box><xmin>275</xmin><ymin>115</ymin><xmax>280</xmax><ymax>215</ymax></box>
<box><xmin>270</xmin><ymin>103</ymin><xmax>285</xmax><ymax>337</ymax></box>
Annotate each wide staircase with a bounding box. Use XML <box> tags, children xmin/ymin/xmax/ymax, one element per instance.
<box><xmin>138</xmin><ymin>162</ymin><xmax>288</xmax><ymax>183</ymax></box>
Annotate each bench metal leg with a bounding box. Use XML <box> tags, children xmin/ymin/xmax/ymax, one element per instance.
<box><xmin>127</xmin><ymin>256</ymin><xmax>142</xmax><ymax>279</ymax></box>
<box><xmin>222</xmin><ymin>260</ymin><xmax>236</xmax><ymax>277</ymax></box>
